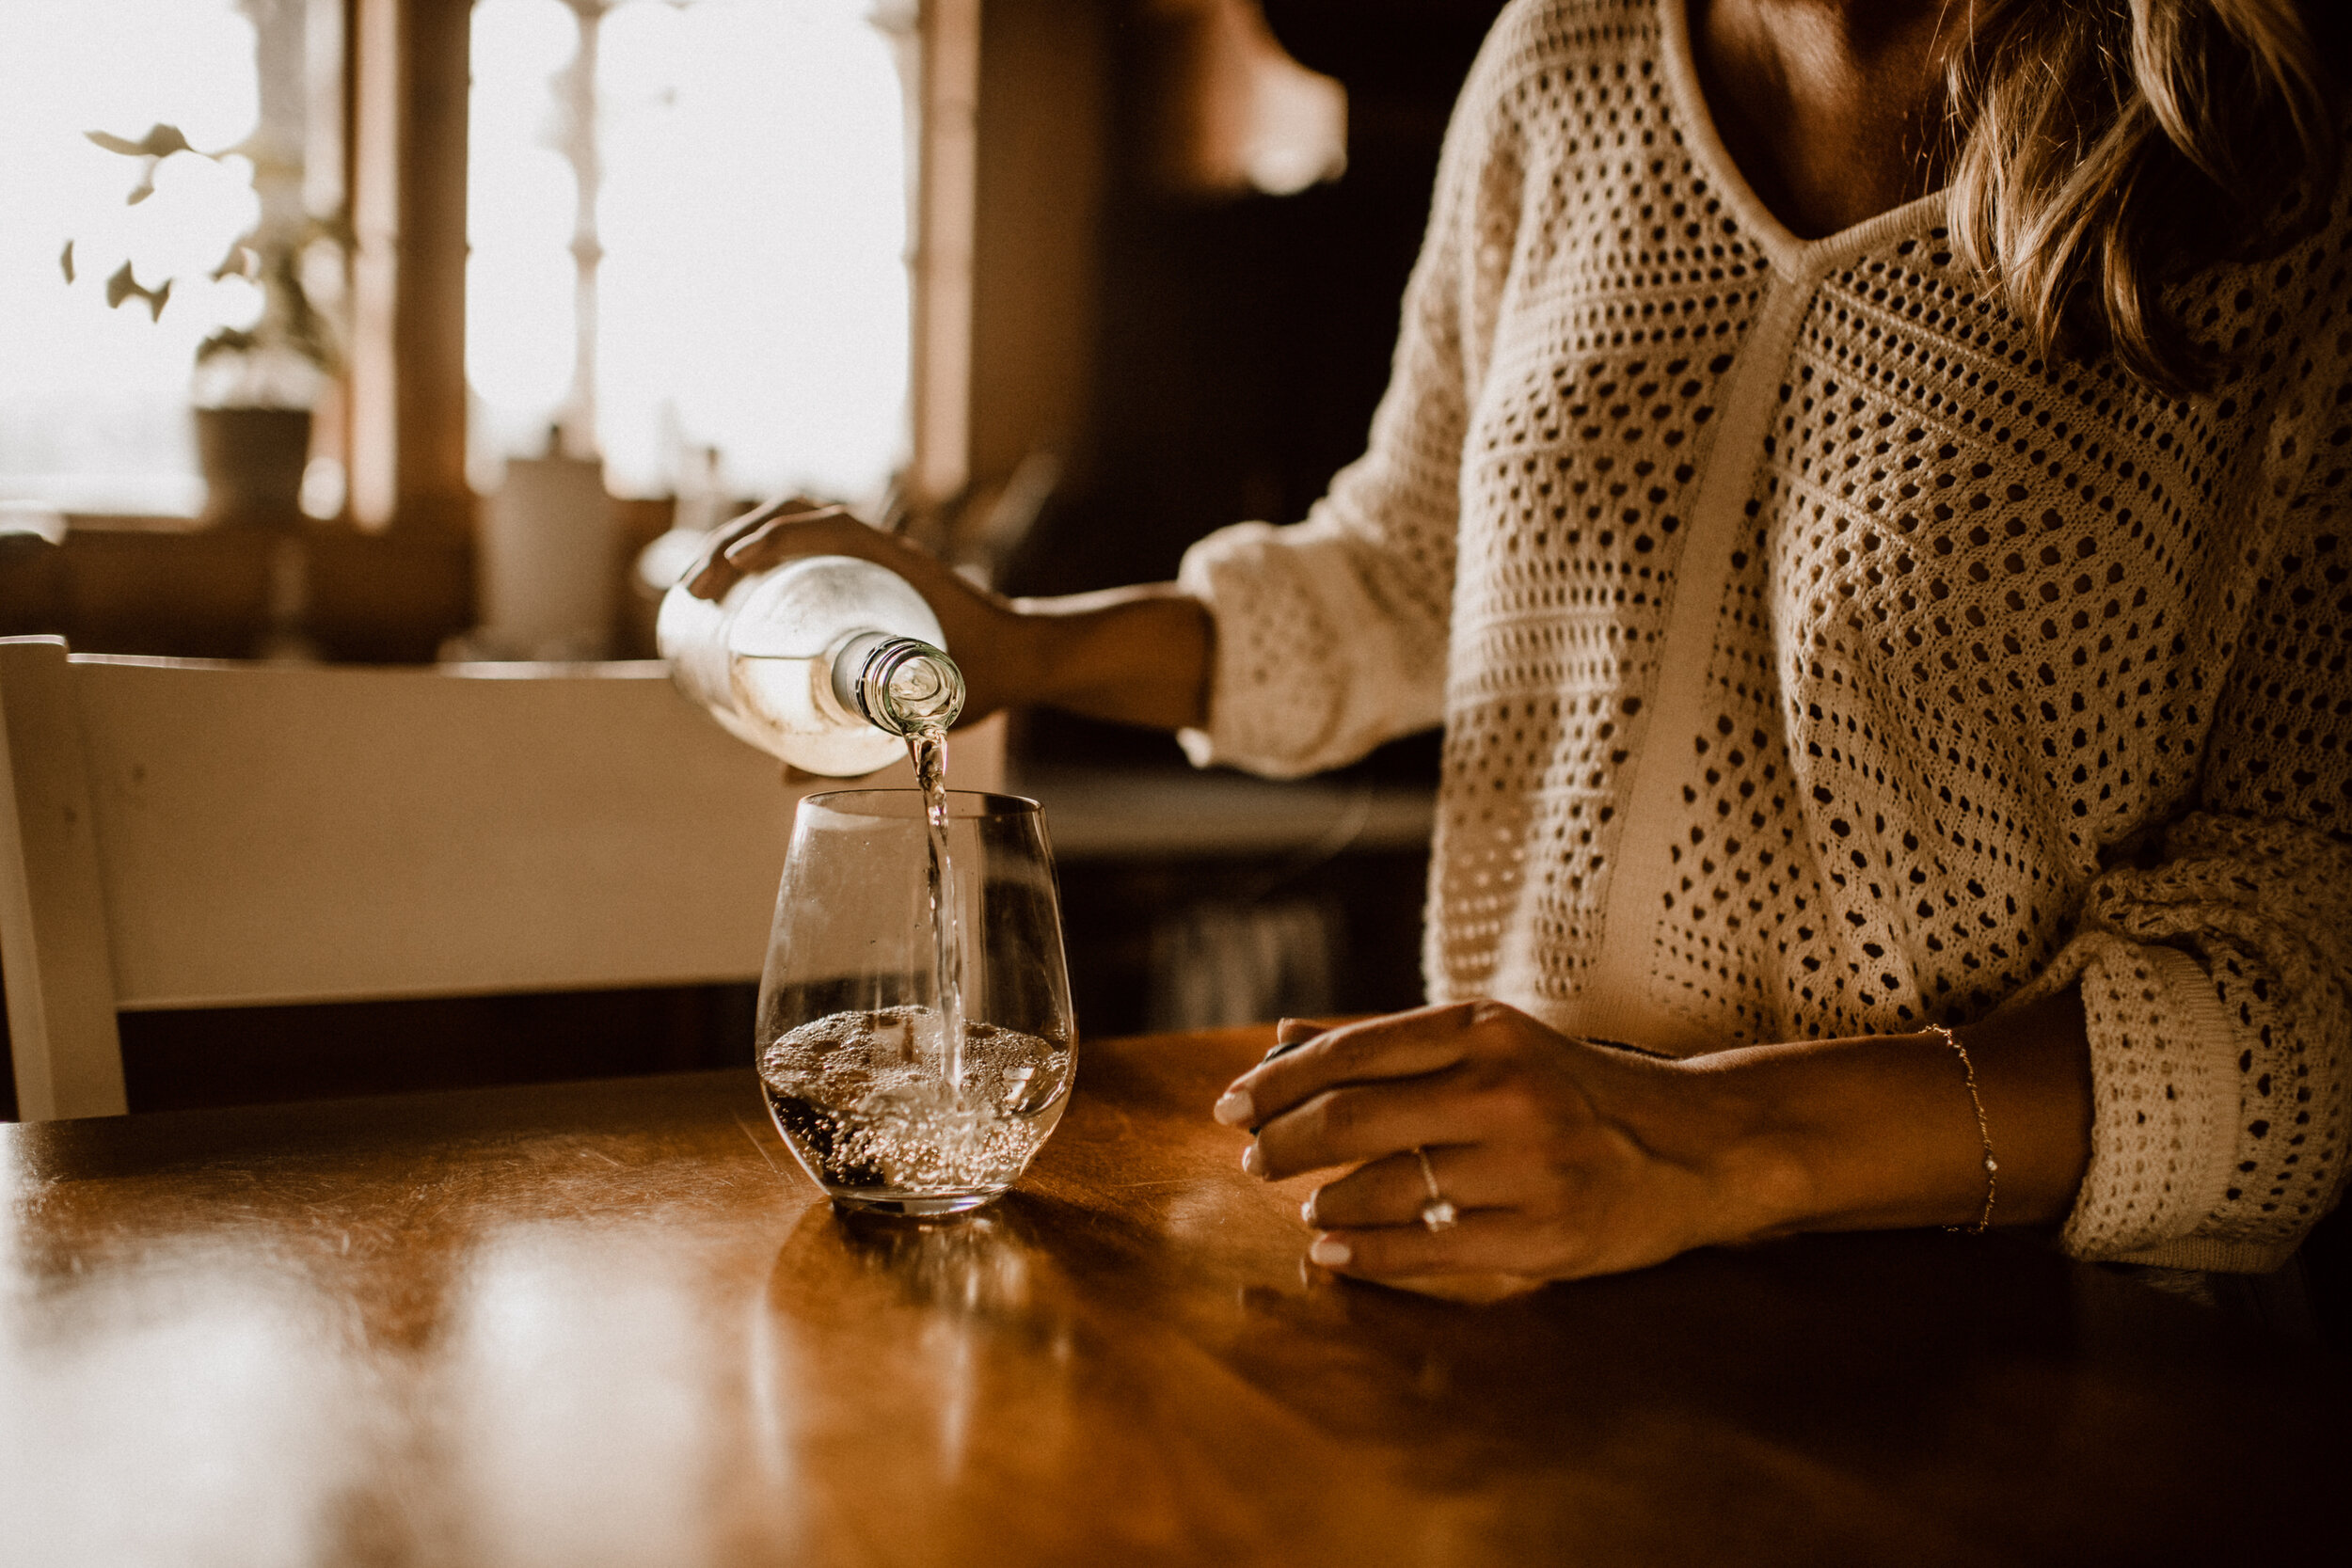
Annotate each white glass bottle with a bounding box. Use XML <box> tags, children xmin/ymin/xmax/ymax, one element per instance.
<box><xmin>658</xmin><ymin>555</ymin><xmax>965</xmax><ymax>776</ymax></box>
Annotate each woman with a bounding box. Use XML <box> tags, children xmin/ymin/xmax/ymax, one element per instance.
<box><xmin>695</xmin><ymin>0</ymin><xmax>2350</xmax><ymax>1288</ymax></box>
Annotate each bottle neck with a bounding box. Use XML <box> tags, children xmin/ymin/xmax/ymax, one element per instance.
<box><xmin>830</xmin><ymin>632</ymin><xmax>965</xmax><ymax>737</ymax></box>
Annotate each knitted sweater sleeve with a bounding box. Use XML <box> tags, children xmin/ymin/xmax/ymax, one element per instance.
<box><xmin>1172</xmin><ymin>10</ymin><xmax>1530</xmax><ymax>779</ymax></box>
<box><xmin>2041</xmin><ymin>328</ymin><xmax>2352</xmax><ymax>1270</ymax></box>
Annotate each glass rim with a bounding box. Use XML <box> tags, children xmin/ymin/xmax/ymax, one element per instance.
<box><xmin>800</xmin><ymin>787</ymin><xmax>1042</xmax><ymax>822</ymax></box>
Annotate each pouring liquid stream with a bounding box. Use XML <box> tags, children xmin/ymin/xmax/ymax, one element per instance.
<box><xmin>908</xmin><ymin>721</ymin><xmax>965</xmax><ymax>1089</ymax></box>
<box><xmin>731</xmin><ymin>631</ymin><xmax>971</xmax><ymax>1091</ymax></box>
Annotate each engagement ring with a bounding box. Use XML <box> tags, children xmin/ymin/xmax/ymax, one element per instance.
<box><xmin>1414</xmin><ymin>1145</ymin><xmax>1458</xmax><ymax>1231</ymax></box>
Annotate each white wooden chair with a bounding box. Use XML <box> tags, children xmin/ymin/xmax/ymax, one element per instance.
<box><xmin>0</xmin><ymin>636</ymin><xmax>1002</xmax><ymax>1120</ymax></box>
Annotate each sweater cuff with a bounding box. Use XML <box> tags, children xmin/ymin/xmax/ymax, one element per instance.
<box><xmin>2111</xmin><ymin>1235</ymin><xmax>2296</xmax><ymax>1273</ymax></box>
<box><xmin>1173</xmin><ymin>521</ymin><xmax>1338</xmax><ymax>780</ymax></box>
<box><xmin>2058</xmin><ymin>941</ymin><xmax>2244</xmax><ymax>1261</ymax></box>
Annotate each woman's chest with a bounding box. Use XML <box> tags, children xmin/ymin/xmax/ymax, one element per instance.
<box><xmin>1452</xmin><ymin>231</ymin><xmax>2254</xmax><ymax>673</ymax></box>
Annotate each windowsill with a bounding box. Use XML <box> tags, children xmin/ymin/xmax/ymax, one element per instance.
<box><xmin>3</xmin><ymin>518</ymin><xmax>474</xmax><ymax>664</ymax></box>
<box><xmin>59</xmin><ymin>513</ymin><xmax>215</xmax><ymax>534</ymax></box>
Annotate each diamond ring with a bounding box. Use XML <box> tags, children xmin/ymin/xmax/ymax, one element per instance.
<box><xmin>1414</xmin><ymin>1145</ymin><xmax>1458</xmax><ymax>1231</ymax></box>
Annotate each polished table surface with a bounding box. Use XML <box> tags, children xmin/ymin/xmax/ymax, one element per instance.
<box><xmin>3</xmin><ymin>1027</ymin><xmax>2343</xmax><ymax>1566</ymax></box>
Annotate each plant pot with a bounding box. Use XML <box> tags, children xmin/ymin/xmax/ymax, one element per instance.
<box><xmin>195</xmin><ymin>406</ymin><xmax>312</xmax><ymax>527</ymax></box>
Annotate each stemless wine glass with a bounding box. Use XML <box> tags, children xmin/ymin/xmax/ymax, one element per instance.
<box><xmin>755</xmin><ymin>789</ymin><xmax>1077</xmax><ymax>1215</ymax></box>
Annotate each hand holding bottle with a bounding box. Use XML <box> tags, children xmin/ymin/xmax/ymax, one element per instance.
<box><xmin>682</xmin><ymin>497</ymin><xmax>1217</xmax><ymax>736</ymax></box>
<box><xmin>683</xmin><ymin>499</ymin><xmax>1034</xmax><ymax>723</ymax></box>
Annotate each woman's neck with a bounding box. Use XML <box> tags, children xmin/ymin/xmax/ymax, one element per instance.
<box><xmin>1689</xmin><ymin>0</ymin><xmax>1964</xmax><ymax>239</ymax></box>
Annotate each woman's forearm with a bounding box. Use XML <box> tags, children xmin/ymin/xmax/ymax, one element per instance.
<box><xmin>1702</xmin><ymin>986</ymin><xmax>2094</xmax><ymax>1235</ymax></box>
<box><xmin>1009</xmin><ymin>584</ymin><xmax>1215</xmax><ymax>733</ymax></box>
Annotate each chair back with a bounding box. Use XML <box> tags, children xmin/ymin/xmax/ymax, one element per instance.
<box><xmin>0</xmin><ymin>636</ymin><xmax>1002</xmax><ymax>1119</ymax></box>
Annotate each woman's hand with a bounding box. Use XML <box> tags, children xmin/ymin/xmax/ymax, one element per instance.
<box><xmin>682</xmin><ymin>499</ymin><xmax>1038</xmax><ymax>721</ymax></box>
<box><xmin>1215</xmin><ymin>1001</ymin><xmax>1804</xmax><ymax>1284</ymax></box>
<box><xmin>1213</xmin><ymin>987</ymin><xmax>2095</xmax><ymax>1288</ymax></box>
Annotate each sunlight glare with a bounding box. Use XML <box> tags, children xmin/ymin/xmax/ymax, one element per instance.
<box><xmin>469</xmin><ymin>0</ymin><xmax>911</xmax><ymax>502</ymax></box>
<box><xmin>0</xmin><ymin>0</ymin><xmax>267</xmax><ymax>511</ymax></box>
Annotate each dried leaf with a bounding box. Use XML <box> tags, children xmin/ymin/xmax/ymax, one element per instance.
<box><xmin>85</xmin><ymin>123</ymin><xmax>193</xmax><ymax>160</ymax></box>
<box><xmin>197</xmin><ymin>325</ymin><xmax>258</xmax><ymax>363</ymax></box>
<box><xmin>59</xmin><ymin>239</ymin><xmax>73</xmax><ymax>284</ymax></box>
<box><xmin>103</xmin><ymin>261</ymin><xmax>170</xmax><ymax>321</ymax></box>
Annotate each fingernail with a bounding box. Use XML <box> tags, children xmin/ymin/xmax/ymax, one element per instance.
<box><xmin>1309</xmin><ymin>1236</ymin><xmax>1351</xmax><ymax>1268</ymax></box>
<box><xmin>1212</xmin><ymin>1088</ymin><xmax>1254</xmax><ymax>1127</ymax></box>
<box><xmin>1299</xmin><ymin>1193</ymin><xmax>1318</xmax><ymax>1227</ymax></box>
<box><xmin>1240</xmin><ymin>1142</ymin><xmax>1263</xmax><ymax>1177</ymax></box>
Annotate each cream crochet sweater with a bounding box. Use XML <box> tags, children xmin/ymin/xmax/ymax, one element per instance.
<box><xmin>1175</xmin><ymin>0</ymin><xmax>2352</xmax><ymax>1271</ymax></box>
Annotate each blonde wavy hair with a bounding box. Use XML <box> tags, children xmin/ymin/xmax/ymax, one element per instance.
<box><xmin>1943</xmin><ymin>0</ymin><xmax>2343</xmax><ymax>393</ymax></box>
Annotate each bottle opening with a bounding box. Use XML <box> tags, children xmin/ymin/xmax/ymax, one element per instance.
<box><xmin>848</xmin><ymin>635</ymin><xmax>966</xmax><ymax>736</ymax></box>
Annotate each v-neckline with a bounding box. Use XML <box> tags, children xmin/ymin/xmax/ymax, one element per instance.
<box><xmin>1653</xmin><ymin>0</ymin><xmax>1949</xmax><ymax>277</ymax></box>
<box><xmin>1571</xmin><ymin>0</ymin><xmax>1960</xmax><ymax>1051</ymax></box>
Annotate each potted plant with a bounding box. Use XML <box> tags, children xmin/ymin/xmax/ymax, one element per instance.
<box><xmin>64</xmin><ymin>121</ymin><xmax>344</xmax><ymax>526</ymax></box>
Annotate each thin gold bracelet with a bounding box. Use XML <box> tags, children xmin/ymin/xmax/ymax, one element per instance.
<box><xmin>1926</xmin><ymin>1023</ymin><xmax>1997</xmax><ymax>1233</ymax></box>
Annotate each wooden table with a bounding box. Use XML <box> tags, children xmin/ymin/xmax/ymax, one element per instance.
<box><xmin>3</xmin><ymin>1028</ymin><xmax>2342</xmax><ymax>1565</ymax></box>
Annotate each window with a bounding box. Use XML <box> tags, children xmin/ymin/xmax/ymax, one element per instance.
<box><xmin>467</xmin><ymin>0</ymin><xmax>914</xmax><ymax>506</ymax></box>
<box><xmin>2</xmin><ymin>0</ymin><xmax>911</xmax><ymax>522</ymax></box>
<box><xmin>0</xmin><ymin>0</ymin><xmax>340</xmax><ymax>515</ymax></box>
